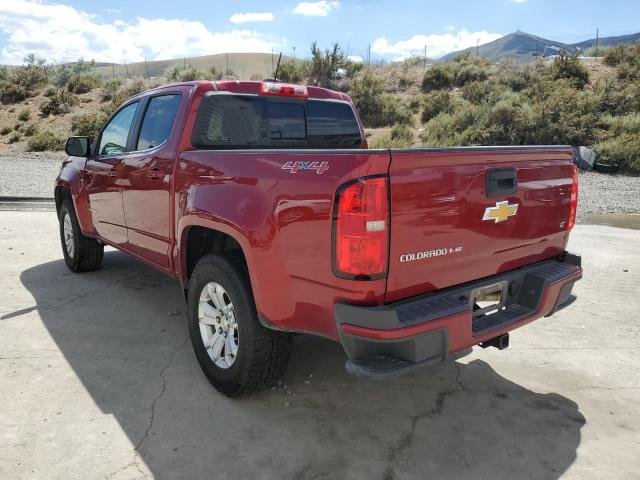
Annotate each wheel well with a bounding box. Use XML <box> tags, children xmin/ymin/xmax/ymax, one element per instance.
<box><xmin>54</xmin><ymin>186</ymin><xmax>71</xmax><ymax>216</ymax></box>
<box><xmin>185</xmin><ymin>227</ymin><xmax>247</xmax><ymax>280</ymax></box>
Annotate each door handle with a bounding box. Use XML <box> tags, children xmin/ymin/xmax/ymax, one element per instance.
<box><xmin>486</xmin><ymin>168</ymin><xmax>517</xmax><ymax>197</ymax></box>
<box><xmin>147</xmin><ymin>168</ymin><xmax>165</xmax><ymax>179</ymax></box>
<box><xmin>108</xmin><ymin>170</ymin><xmax>118</xmax><ymax>178</ymax></box>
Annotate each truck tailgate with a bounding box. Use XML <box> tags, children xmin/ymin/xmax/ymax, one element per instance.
<box><xmin>385</xmin><ymin>147</ymin><xmax>576</xmax><ymax>303</ymax></box>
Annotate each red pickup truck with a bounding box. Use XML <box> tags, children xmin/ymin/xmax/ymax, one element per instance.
<box><xmin>55</xmin><ymin>80</ymin><xmax>582</xmax><ymax>396</ymax></box>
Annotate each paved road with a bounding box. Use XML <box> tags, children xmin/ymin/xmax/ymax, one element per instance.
<box><xmin>1</xmin><ymin>212</ymin><xmax>639</xmax><ymax>480</ymax></box>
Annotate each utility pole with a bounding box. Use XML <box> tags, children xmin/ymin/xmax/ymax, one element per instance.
<box><xmin>293</xmin><ymin>46</ymin><xmax>296</xmax><ymax>63</ymax></box>
<box><xmin>226</xmin><ymin>54</ymin><xmax>229</xmax><ymax>78</ymax></box>
<box><xmin>112</xmin><ymin>63</ymin><xmax>115</xmax><ymax>79</ymax></box>
<box><xmin>595</xmin><ymin>28</ymin><xmax>599</xmax><ymax>57</ymax></box>
<box><xmin>424</xmin><ymin>44</ymin><xmax>427</xmax><ymax>70</ymax></box>
<box><xmin>144</xmin><ymin>58</ymin><xmax>149</xmax><ymax>79</ymax></box>
<box><xmin>271</xmin><ymin>49</ymin><xmax>274</xmax><ymax>73</ymax></box>
<box><xmin>367</xmin><ymin>44</ymin><xmax>371</xmax><ymax>65</ymax></box>
<box><xmin>476</xmin><ymin>38</ymin><xmax>479</xmax><ymax>57</ymax></box>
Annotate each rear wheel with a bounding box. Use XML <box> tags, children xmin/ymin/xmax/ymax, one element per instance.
<box><xmin>187</xmin><ymin>254</ymin><xmax>292</xmax><ymax>397</ymax></box>
<box><xmin>58</xmin><ymin>198</ymin><xmax>104</xmax><ymax>272</ymax></box>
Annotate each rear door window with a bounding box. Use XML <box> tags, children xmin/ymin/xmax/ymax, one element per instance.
<box><xmin>136</xmin><ymin>94</ymin><xmax>181</xmax><ymax>150</ymax></box>
<box><xmin>192</xmin><ymin>94</ymin><xmax>361</xmax><ymax>149</ymax></box>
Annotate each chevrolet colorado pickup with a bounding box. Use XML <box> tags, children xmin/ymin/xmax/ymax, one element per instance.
<box><xmin>55</xmin><ymin>80</ymin><xmax>582</xmax><ymax>396</ymax></box>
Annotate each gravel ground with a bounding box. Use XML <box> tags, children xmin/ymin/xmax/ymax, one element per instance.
<box><xmin>1</xmin><ymin>154</ymin><xmax>638</xmax><ymax>217</ymax></box>
<box><xmin>0</xmin><ymin>152</ymin><xmax>65</xmax><ymax>198</ymax></box>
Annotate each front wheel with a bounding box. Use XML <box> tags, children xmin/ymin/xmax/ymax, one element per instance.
<box><xmin>187</xmin><ymin>254</ymin><xmax>292</xmax><ymax>397</ymax></box>
<box><xmin>58</xmin><ymin>198</ymin><xmax>104</xmax><ymax>272</ymax></box>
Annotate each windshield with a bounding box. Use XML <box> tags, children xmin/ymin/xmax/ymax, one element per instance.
<box><xmin>192</xmin><ymin>93</ymin><xmax>362</xmax><ymax>149</ymax></box>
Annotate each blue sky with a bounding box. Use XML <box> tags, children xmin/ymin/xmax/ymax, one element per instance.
<box><xmin>0</xmin><ymin>0</ymin><xmax>638</xmax><ymax>64</ymax></box>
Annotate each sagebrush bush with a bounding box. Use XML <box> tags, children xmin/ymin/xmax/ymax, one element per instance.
<box><xmin>600</xmin><ymin>114</ymin><xmax>640</xmax><ymax>136</ymax></box>
<box><xmin>421</xmin><ymin>64</ymin><xmax>454</xmax><ymax>91</ymax></box>
<box><xmin>370</xmin><ymin>124</ymin><xmax>415</xmax><ymax>148</ymax></box>
<box><xmin>547</xmin><ymin>53</ymin><xmax>590</xmax><ymax>89</ymax></box>
<box><xmin>18</xmin><ymin>108</ymin><xmax>31</xmax><ymax>121</ymax></box>
<box><xmin>27</xmin><ymin>130</ymin><xmax>65</xmax><ymax>151</ymax></box>
<box><xmin>23</xmin><ymin>123</ymin><xmax>38</xmax><ymax>137</ymax></box>
<box><xmin>594</xmin><ymin>133</ymin><xmax>640</xmax><ymax>174</ymax></box>
<box><xmin>40</xmin><ymin>88</ymin><xmax>79</xmax><ymax>115</ymax></box>
<box><xmin>349</xmin><ymin>74</ymin><xmax>412</xmax><ymax>127</ymax></box>
<box><xmin>100</xmin><ymin>79</ymin><xmax>121</xmax><ymax>101</ymax></box>
<box><xmin>0</xmin><ymin>126</ymin><xmax>12</xmax><ymax>135</ymax></box>
<box><xmin>421</xmin><ymin>91</ymin><xmax>452</xmax><ymax>123</ymax></box>
<box><xmin>67</xmin><ymin>74</ymin><xmax>101</xmax><ymax>94</ymax></box>
<box><xmin>0</xmin><ymin>81</ymin><xmax>28</xmax><ymax>104</ymax></box>
<box><xmin>7</xmin><ymin>132</ymin><xmax>22</xmax><ymax>144</ymax></box>
<box><xmin>71</xmin><ymin>111</ymin><xmax>108</xmax><ymax>138</ymax></box>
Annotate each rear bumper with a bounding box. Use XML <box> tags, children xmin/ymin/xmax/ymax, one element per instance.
<box><xmin>335</xmin><ymin>253</ymin><xmax>582</xmax><ymax>377</ymax></box>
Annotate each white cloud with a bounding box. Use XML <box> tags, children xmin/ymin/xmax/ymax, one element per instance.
<box><xmin>371</xmin><ymin>29</ymin><xmax>503</xmax><ymax>60</ymax></box>
<box><xmin>229</xmin><ymin>12</ymin><xmax>274</xmax><ymax>24</ymax></box>
<box><xmin>293</xmin><ymin>1</ymin><xmax>340</xmax><ymax>16</ymax></box>
<box><xmin>347</xmin><ymin>55</ymin><xmax>363</xmax><ymax>63</ymax></box>
<box><xmin>510</xmin><ymin>0</ymin><xmax>527</xmax><ymax>3</ymax></box>
<box><xmin>0</xmin><ymin>0</ymin><xmax>279</xmax><ymax>64</ymax></box>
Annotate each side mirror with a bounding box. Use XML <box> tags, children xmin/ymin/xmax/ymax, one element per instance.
<box><xmin>65</xmin><ymin>136</ymin><xmax>91</xmax><ymax>157</ymax></box>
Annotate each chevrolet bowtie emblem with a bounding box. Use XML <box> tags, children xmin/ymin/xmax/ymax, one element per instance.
<box><xmin>483</xmin><ymin>201</ymin><xmax>519</xmax><ymax>223</ymax></box>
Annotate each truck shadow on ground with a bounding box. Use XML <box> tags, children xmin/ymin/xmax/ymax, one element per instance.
<box><xmin>18</xmin><ymin>250</ymin><xmax>585</xmax><ymax>480</ymax></box>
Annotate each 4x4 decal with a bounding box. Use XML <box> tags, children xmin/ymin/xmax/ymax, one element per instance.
<box><xmin>282</xmin><ymin>161</ymin><xmax>329</xmax><ymax>175</ymax></box>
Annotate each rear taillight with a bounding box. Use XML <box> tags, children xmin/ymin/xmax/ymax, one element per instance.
<box><xmin>567</xmin><ymin>164</ymin><xmax>578</xmax><ymax>229</ymax></box>
<box><xmin>260</xmin><ymin>82</ymin><xmax>308</xmax><ymax>97</ymax></box>
<box><xmin>334</xmin><ymin>176</ymin><xmax>389</xmax><ymax>279</ymax></box>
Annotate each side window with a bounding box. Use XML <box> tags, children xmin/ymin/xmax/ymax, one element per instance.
<box><xmin>136</xmin><ymin>95</ymin><xmax>181</xmax><ymax>150</ymax></box>
<box><xmin>99</xmin><ymin>102</ymin><xmax>139</xmax><ymax>156</ymax></box>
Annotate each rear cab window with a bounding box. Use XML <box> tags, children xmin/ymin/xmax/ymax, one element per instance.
<box><xmin>192</xmin><ymin>93</ymin><xmax>362</xmax><ymax>149</ymax></box>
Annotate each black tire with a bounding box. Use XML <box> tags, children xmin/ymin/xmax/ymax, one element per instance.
<box><xmin>59</xmin><ymin>198</ymin><xmax>104</xmax><ymax>272</ymax></box>
<box><xmin>593</xmin><ymin>162</ymin><xmax>620</xmax><ymax>173</ymax></box>
<box><xmin>187</xmin><ymin>253</ymin><xmax>292</xmax><ymax>397</ymax></box>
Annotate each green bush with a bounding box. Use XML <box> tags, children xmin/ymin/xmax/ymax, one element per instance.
<box><xmin>18</xmin><ymin>108</ymin><xmax>31</xmax><ymax>121</ymax></box>
<box><xmin>603</xmin><ymin>45</ymin><xmax>627</xmax><ymax>67</ymax></box>
<box><xmin>27</xmin><ymin>130</ymin><xmax>65</xmax><ymax>151</ymax></box>
<box><xmin>547</xmin><ymin>53</ymin><xmax>589</xmax><ymax>89</ymax></box>
<box><xmin>0</xmin><ymin>126</ymin><xmax>12</xmax><ymax>135</ymax></box>
<box><xmin>349</xmin><ymin>74</ymin><xmax>412</xmax><ymax>127</ymax></box>
<box><xmin>600</xmin><ymin>114</ymin><xmax>640</xmax><ymax>136</ymax></box>
<box><xmin>421</xmin><ymin>91</ymin><xmax>452</xmax><ymax>122</ymax></box>
<box><xmin>594</xmin><ymin>133</ymin><xmax>640</xmax><ymax>174</ymax></box>
<box><xmin>453</xmin><ymin>63</ymin><xmax>488</xmax><ymax>87</ymax></box>
<box><xmin>7</xmin><ymin>132</ymin><xmax>21</xmax><ymax>144</ymax></box>
<box><xmin>71</xmin><ymin>111</ymin><xmax>108</xmax><ymax>138</ymax></box>
<box><xmin>12</xmin><ymin>57</ymin><xmax>49</xmax><ymax>92</ymax></box>
<box><xmin>0</xmin><ymin>66</ymin><xmax>7</xmax><ymax>82</ymax></box>
<box><xmin>40</xmin><ymin>88</ymin><xmax>79</xmax><ymax>115</ymax></box>
<box><xmin>421</xmin><ymin>64</ymin><xmax>454</xmax><ymax>91</ymax></box>
<box><xmin>23</xmin><ymin>123</ymin><xmax>38</xmax><ymax>137</ymax></box>
<box><xmin>100</xmin><ymin>79</ymin><xmax>121</xmax><ymax>102</ymax></box>
<box><xmin>67</xmin><ymin>74</ymin><xmax>101</xmax><ymax>94</ymax></box>
<box><xmin>0</xmin><ymin>81</ymin><xmax>28</xmax><ymax>104</ymax></box>
<box><xmin>275</xmin><ymin>61</ymin><xmax>304</xmax><ymax>83</ymax></box>
<box><xmin>370</xmin><ymin>124</ymin><xmax>415</xmax><ymax>148</ymax></box>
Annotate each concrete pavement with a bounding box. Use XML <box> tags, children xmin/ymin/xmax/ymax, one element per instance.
<box><xmin>0</xmin><ymin>211</ymin><xmax>639</xmax><ymax>480</ymax></box>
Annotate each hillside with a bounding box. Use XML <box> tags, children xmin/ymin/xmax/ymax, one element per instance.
<box><xmin>443</xmin><ymin>30</ymin><xmax>640</xmax><ymax>62</ymax></box>
<box><xmin>573</xmin><ymin>32</ymin><xmax>640</xmax><ymax>50</ymax></box>
<box><xmin>441</xmin><ymin>31</ymin><xmax>576</xmax><ymax>62</ymax></box>
<box><xmin>93</xmin><ymin>52</ymin><xmax>296</xmax><ymax>80</ymax></box>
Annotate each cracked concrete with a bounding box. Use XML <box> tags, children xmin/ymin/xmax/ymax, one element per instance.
<box><xmin>1</xmin><ymin>212</ymin><xmax>639</xmax><ymax>480</ymax></box>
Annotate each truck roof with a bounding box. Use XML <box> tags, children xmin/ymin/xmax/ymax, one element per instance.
<box><xmin>139</xmin><ymin>80</ymin><xmax>351</xmax><ymax>102</ymax></box>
